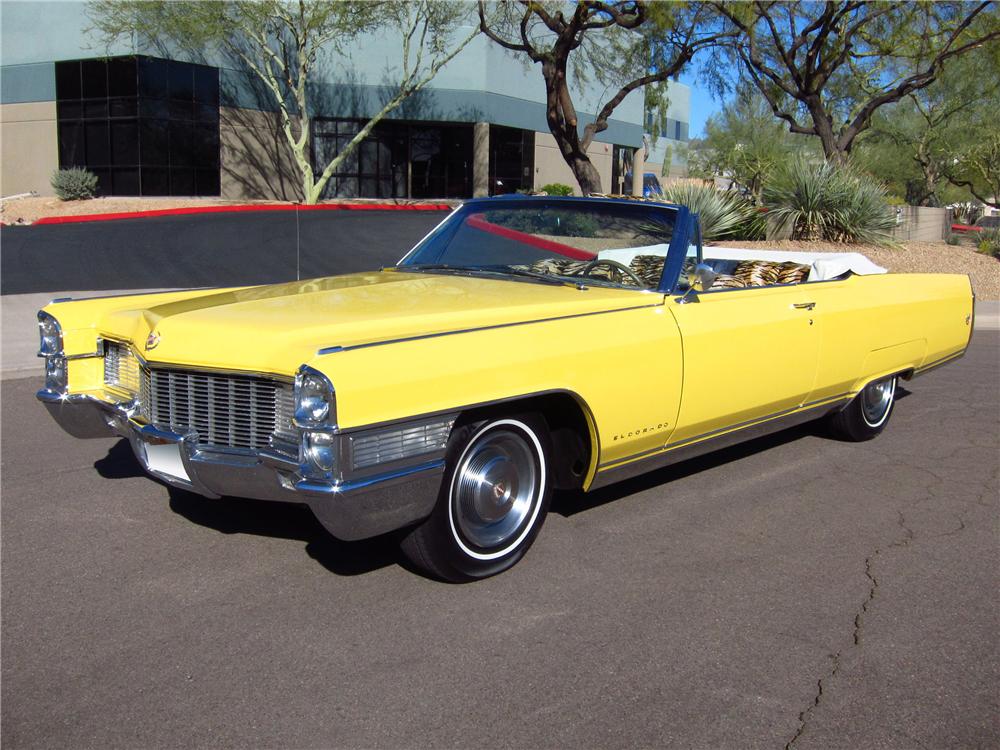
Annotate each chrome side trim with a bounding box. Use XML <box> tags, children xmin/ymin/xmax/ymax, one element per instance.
<box><xmin>911</xmin><ymin>350</ymin><xmax>967</xmax><ymax>378</ymax></box>
<box><xmin>316</xmin><ymin>302</ymin><xmax>665</xmax><ymax>356</ymax></box>
<box><xmin>590</xmin><ymin>397</ymin><xmax>850</xmax><ymax>490</ymax></box>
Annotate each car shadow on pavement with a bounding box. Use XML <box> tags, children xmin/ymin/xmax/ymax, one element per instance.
<box><xmin>94</xmin><ymin>438</ymin><xmax>402</xmax><ymax>576</ymax></box>
<box><xmin>553</xmin><ymin>386</ymin><xmax>915</xmax><ymax>517</ymax></box>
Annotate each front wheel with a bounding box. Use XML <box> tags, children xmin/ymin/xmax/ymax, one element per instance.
<box><xmin>827</xmin><ymin>375</ymin><xmax>897</xmax><ymax>441</ymax></box>
<box><xmin>400</xmin><ymin>415</ymin><xmax>552</xmax><ymax>582</ymax></box>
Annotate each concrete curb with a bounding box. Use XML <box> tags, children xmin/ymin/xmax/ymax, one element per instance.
<box><xmin>4</xmin><ymin>291</ymin><xmax>998</xmax><ymax>381</ymax></box>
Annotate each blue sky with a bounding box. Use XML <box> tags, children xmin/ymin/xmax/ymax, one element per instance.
<box><xmin>680</xmin><ymin>70</ymin><xmax>722</xmax><ymax>139</ymax></box>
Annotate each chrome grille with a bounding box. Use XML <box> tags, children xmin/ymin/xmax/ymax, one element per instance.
<box><xmin>140</xmin><ymin>368</ymin><xmax>294</xmax><ymax>451</ymax></box>
<box><xmin>350</xmin><ymin>420</ymin><xmax>453</xmax><ymax>470</ymax></box>
<box><xmin>104</xmin><ymin>340</ymin><xmax>141</xmax><ymax>394</ymax></box>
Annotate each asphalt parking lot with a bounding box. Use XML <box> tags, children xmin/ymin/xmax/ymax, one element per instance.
<box><xmin>2</xmin><ymin>334</ymin><xmax>997</xmax><ymax>749</ymax></box>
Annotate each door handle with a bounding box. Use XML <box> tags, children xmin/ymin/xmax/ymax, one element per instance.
<box><xmin>793</xmin><ymin>302</ymin><xmax>816</xmax><ymax>310</ymax></box>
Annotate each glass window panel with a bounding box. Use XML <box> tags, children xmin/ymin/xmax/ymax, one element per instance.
<box><xmin>336</xmin><ymin>177</ymin><xmax>358</xmax><ymax>198</ymax></box>
<box><xmin>169</xmin><ymin>121</ymin><xmax>194</xmax><ymax>166</ymax></box>
<box><xmin>111</xmin><ymin>120</ymin><xmax>139</xmax><ymax>165</ymax></box>
<box><xmin>91</xmin><ymin>167</ymin><xmax>111</xmax><ymax>196</ymax></box>
<box><xmin>193</xmin><ymin>66</ymin><xmax>219</xmax><ymax>105</ymax></box>
<box><xmin>81</xmin><ymin>59</ymin><xmax>107</xmax><ymax>98</ymax></box>
<box><xmin>85</xmin><ymin>121</ymin><xmax>110</xmax><ymax>165</ymax></box>
<box><xmin>83</xmin><ymin>99</ymin><xmax>108</xmax><ymax>119</ymax></box>
<box><xmin>109</xmin><ymin>97</ymin><xmax>137</xmax><ymax>118</ymax></box>
<box><xmin>139</xmin><ymin>97</ymin><xmax>169</xmax><ymax>119</ymax></box>
<box><xmin>195</xmin><ymin>103</ymin><xmax>218</xmax><ymax>123</ymax></box>
<box><xmin>57</xmin><ymin>100</ymin><xmax>82</xmax><ymax>120</ymax></box>
<box><xmin>313</xmin><ymin>120</ymin><xmax>337</xmax><ymax>136</ymax></box>
<box><xmin>112</xmin><ymin>167</ymin><xmax>140</xmax><ymax>195</ymax></box>
<box><xmin>193</xmin><ymin>123</ymin><xmax>219</xmax><ymax>167</ymax></box>
<box><xmin>168</xmin><ymin>61</ymin><xmax>193</xmax><ymax>101</ymax></box>
<box><xmin>379</xmin><ymin>177</ymin><xmax>392</xmax><ymax>198</ymax></box>
<box><xmin>140</xmin><ymin>119</ymin><xmax>169</xmax><ymax>164</ymax></box>
<box><xmin>195</xmin><ymin>169</ymin><xmax>220</xmax><ymax>196</ymax></box>
<box><xmin>338</xmin><ymin>120</ymin><xmax>359</xmax><ymax>136</ymax></box>
<box><xmin>169</xmin><ymin>99</ymin><xmax>194</xmax><ymax>121</ymax></box>
<box><xmin>377</xmin><ymin>141</ymin><xmax>392</xmax><ymax>174</ymax></box>
<box><xmin>360</xmin><ymin>140</ymin><xmax>377</xmax><ymax>174</ymax></box>
<box><xmin>58</xmin><ymin>121</ymin><xmax>85</xmax><ymax>166</ymax></box>
<box><xmin>360</xmin><ymin>177</ymin><xmax>377</xmax><ymax>197</ymax></box>
<box><xmin>108</xmin><ymin>57</ymin><xmax>137</xmax><ymax>97</ymax></box>
<box><xmin>141</xmin><ymin>166</ymin><xmax>169</xmax><ymax>195</ymax></box>
<box><xmin>314</xmin><ymin>135</ymin><xmax>338</xmax><ymax>169</ymax></box>
<box><xmin>55</xmin><ymin>61</ymin><xmax>81</xmax><ymax>100</ymax></box>
<box><xmin>138</xmin><ymin>57</ymin><xmax>168</xmax><ymax>99</ymax></box>
<box><xmin>170</xmin><ymin>168</ymin><xmax>195</xmax><ymax>195</ymax></box>
<box><xmin>335</xmin><ymin>136</ymin><xmax>357</xmax><ymax>172</ymax></box>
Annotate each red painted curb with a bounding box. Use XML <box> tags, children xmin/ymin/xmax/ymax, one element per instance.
<box><xmin>32</xmin><ymin>202</ymin><xmax>453</xmax><ymax>225</ymax></box>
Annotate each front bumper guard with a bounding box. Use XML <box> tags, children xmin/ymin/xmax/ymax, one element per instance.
<box><xmin>37</xmin><ymin>389</ymin><xmax>444</xmax><ymax>541</ymax></box>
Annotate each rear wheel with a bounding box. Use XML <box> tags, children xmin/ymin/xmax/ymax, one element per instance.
<box><xmin>827</xmin><ymin>375</ymin><xmax>897</xmax><ymax>441</ymax></box>
<box><xmin>400</xmin><ymin>414</ymin><xmax>551</xmax><ymax>582</ymax></box>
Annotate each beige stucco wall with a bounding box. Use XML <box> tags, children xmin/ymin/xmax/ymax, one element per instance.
<box><xmin>533</xmin><ymin>132</ymin><xmax>614</xmax><ymax>195</ymax></box>
<box><xmin>0</xmin><ymin>101</ymin><xmax>58</xmax><ymax>196</ymax></box>
<box><xmin>220</xmin><ymin>106</ymin><xmax>304</xmax><ymax>201</ymax></box>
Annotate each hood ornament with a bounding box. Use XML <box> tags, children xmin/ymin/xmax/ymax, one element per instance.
<box><xmin>145</xmin><ymin>331</ymin><xmax>160</xmax><ymax>351</ymax></box>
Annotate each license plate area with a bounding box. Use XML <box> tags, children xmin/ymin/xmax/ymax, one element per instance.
<box><xmin>143</xmin><ymin>441</ymin><xmax>191</xmax><ymax>482</ymax></box>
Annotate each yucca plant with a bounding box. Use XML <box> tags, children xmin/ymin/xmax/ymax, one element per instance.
<box><xmin>50</xmin><ymin>167</ymin><xmax>99</xmax><ymax>201</ymax></box>
<box><xmin>658</xmin><ymin>182</ymin><xmax>759</xmax><ymax>241</ymax></box>
<box><xmin>763</xmin><ymin>159</ymin><xmax>895</xmax><ymax>244</ymax></box>
<box><xmin>977</xmin><ymin>228</ymin><xmax>1000</xmax><ymax>259</ymax></box>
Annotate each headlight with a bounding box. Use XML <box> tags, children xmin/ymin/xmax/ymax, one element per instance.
<box><xmin>45</xmin><ymin>355</ymin><xmax>67</xmax><ymax>391</ymax></box>
<box><xmin>302</xmin><ymin>431</ymin><xmax>337</xmax><ymax>476</ymax></box>
<box><xmin>294</xmin><ymin>365</ymin><xmax>336</xmax><ymax>428</ymax></box>
<box><xmin>38</xmin><ymin>311</ymin><xmax>63</xmax><ymax>356</ymax></box>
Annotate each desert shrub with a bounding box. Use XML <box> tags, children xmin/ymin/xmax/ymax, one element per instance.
<box><xmin>977</xmin><ymin>228</ymin><xmax>1000</xmax><ymax>259</ymax></box>
<box><xmin>763</xmin><ymin>159</ymin><xmax>895</xmax><ymax>244</ymax></box>
<box><xmin>51</xmin><ymin>168</ymin><xmax>98</xmax><ymax>201</ymax></box>
<box><xmin>945</xmin><ymin>233</ymin><xmax>961</xmax><ymax>246</ymax></box>
<box><xmin>658</xmin><ymin>182</ymin><xmax>759</xmax><ymax>241</ymax></box>
<box><xmin>539</xmin><ymin>183</ymin><xmax>574</xmax><ymax>196</ymax></box>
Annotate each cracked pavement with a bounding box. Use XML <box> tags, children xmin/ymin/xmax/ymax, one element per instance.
<box><xmin>2</xmin><ymin>333</ymin><xmax>998</xmax><ymax>749</ymax></box>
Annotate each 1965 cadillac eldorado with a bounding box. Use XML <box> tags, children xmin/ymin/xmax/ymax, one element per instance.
<box><xmin>37</xmin><ymin>196</ymin><xmax>974</xmax><ymax>580</ymax></box>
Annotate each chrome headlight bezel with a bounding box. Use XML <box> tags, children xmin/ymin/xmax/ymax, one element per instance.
<box><xmin>293</xmin><ymin>365</ymin><xmax>336</xmax><ymax>429</ymax></box>
<box><xmin>44</xmin><ymin>355</ymin><xmax>68</xmax><ymax>392</ymax></box>
<box><xmin>38</xmin><ymin>311</ymin><xmax>63</xmax><ymax>357</ymax></box>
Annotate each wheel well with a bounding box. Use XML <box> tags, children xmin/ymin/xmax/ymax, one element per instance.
<box><xmin>456</xmin><ymin>392</ymin><xmax>594</xmax><ymax>491</ymax></box>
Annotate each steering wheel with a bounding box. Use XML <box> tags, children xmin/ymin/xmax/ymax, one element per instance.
<box><xmin>573</xmin><ymin>258</ymin><xmax>647</xmax><ymax>288</ymax></box>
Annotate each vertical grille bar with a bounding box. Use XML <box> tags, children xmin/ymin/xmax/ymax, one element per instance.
<box><xmin>141</xmin><ymin>367</ymin><xmax>293</xmax><ymax>451</ymax></box>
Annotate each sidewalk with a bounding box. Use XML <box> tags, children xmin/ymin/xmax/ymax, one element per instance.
<box><xmin>3</xmin><ymin>291</ymin><xmax>998</xmax><ymax>381</ymax></box>
<box><xmin>2</xmin><ymin>289</ymin><xmax>175</xmax><ymax>380</ymax></box>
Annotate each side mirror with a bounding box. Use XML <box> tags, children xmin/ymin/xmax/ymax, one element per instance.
<box><xmin>688</xmin><ymin>263</ymin><xmax>717</xmax><ymax>292</ymax></box>
<box><xmin>677</xmin><ymin>263</ymin><xmax>716</xmax><ymax>304</ymax></box>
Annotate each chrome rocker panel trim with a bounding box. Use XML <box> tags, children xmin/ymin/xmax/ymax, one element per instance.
<box><xmin>37</xmin><ymin>388</ymin><xmax>444</xmax><ymax>541</ymax></box>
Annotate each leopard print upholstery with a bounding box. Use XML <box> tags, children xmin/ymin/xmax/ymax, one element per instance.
<box><xmin>513</xmin><ymin>255</ymin><xmax>810</xmax><ymax>291</ymax></box>
<box><xmin>709</xmin><ymin>274</ymin><xmax>747</xmax><ymax>289</ymax></box>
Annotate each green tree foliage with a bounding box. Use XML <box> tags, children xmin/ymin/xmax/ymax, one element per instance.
<box><xmin>709</xmin><ymin>1</ymin><xmax>1000</xmax><ymax>164</ymax></box>
<box><xmin>858</xmin><ymin>44</ymin><xmax>1000</xmax><ymax>207</ymax></box>
<box><xmin>88</xmin><ymin>0</ymin><xmax>477</xmax><ymax>204</ymax></box>
<box><xmin>479</xmin><ymin>1</ymin><xmax>730</xmax><ymax>195</ymax></box>
<box><xmin>687</xmin><ymin>87</ymin><xmax>815</xmax><ymax>201</ymax></box>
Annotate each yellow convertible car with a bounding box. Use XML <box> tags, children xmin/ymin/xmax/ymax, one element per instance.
<box><xmin>37</xmin><ymin>196</ymin><xmax>974</xmax><ymax>580</ymax></box>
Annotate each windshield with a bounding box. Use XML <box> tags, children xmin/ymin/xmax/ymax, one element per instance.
<box><xmin>399</xmin><ymin>198</ymin><xmax>680</xmax><ymax>290</ymax></box>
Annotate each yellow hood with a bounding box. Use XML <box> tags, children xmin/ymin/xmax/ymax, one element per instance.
<box><xmin>93</xmin><ymin>270</ymin><xmax>656</xmax><ymax>375</ymax></box>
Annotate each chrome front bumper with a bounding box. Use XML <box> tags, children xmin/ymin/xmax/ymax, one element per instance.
<box><xmin>37</xmin><ymin>389</ymin><xmax>445</xmax><ymax>541</ymax></box>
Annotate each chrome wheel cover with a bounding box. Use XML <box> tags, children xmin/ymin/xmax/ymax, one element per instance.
<box><xmin>861</xmin><ymin>377</ymin><xmax>895</xmax><ymax>427</ymax></box>
<box><xmin>451</xmin><ymin>425</ymin><xmax>541</xmax><ymax>556</ymax></box>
